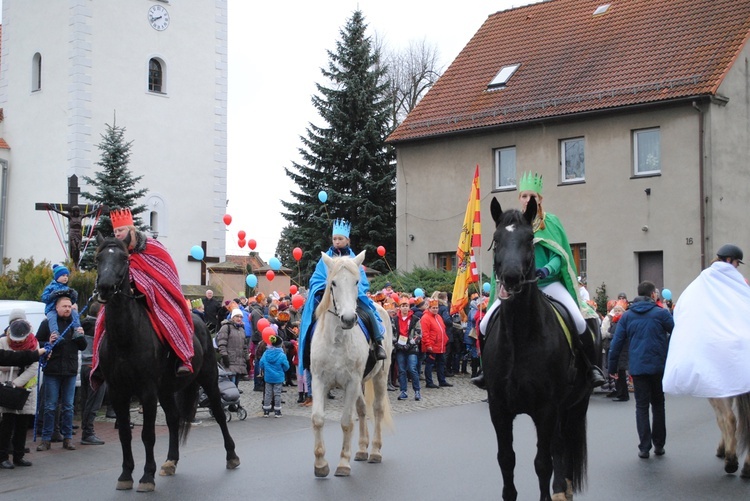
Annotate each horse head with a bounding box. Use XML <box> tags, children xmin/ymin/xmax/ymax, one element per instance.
<box><xmin>490</xmin><ymin>197</ymin><xmax>537</xmax><ymax>297</ymax></box>
<box><xmin>94</xmin><ymin>234</ymin><xmax>131</xmax><ymax>304</ymax></box>
<box><xmin>318</xmin><ymin>251</ymin><xmax>365</xmax><ymax>330</ymax></box>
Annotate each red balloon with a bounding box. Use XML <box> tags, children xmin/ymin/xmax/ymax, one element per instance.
<box><xmin>292</xmin><ymin>294</ymin><xmax>305</xmax><ymax>309</ymax></box>
<box><xmin>292</xmin><ymin>247</ymin><xmax>303</xmax><ymax>261</ymax></box>
<box><xmin>223</xmin><ymin>214</ymin><xmax>232</xmax><ymax>225</ymax></box>
<box><xmin>262</xmin><ymin>326</ymin><xmax>276</xmax><ymax>345</ymax></box>
<box><xmin>390</xmin><ymin>293</ymin><xmax>400</xmax><ymax>303</ymax></box>
<box><xmin>238</xmin><ymin>239</ymin><xmax>246</xmax><ymax>248</ymax></box>
<box><xmin>248</xmin><ymin>239</ymin><xmax>257</xmax><ymax>250</ymax></box>
<box><xmin>238</xmin><ymin>230</ymin><xmax>246</xmax><ymax>240</ymax></box>
<box><xmin>266</xmin><ymin>270</ymin><xmax>275</xmax><ymax>281</ymax></box>
<box><xmin>257</xmin><ymin>318</ymin><xmax>270</xmax><ymax>331</ymax></box>
<box><xmin>377</xmin><ymin>245</ymin><xmax>386</xmax><ymax>257</ymax></box>
<box><xmin>290</xmin><ymin>284</ymin><xmax>298</xmax><ymax>295</ymax></box>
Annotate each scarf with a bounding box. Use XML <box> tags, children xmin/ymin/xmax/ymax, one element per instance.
<box><xmin>8</xmin><ymin>334</ymin><xmax>39</xmax><ymax>352</ymax></box>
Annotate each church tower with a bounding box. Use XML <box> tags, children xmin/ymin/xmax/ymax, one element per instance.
<box><xmin>0</xmin><ymin>0</ymin><xmax>228</xmax><ymax>283</ymax></box>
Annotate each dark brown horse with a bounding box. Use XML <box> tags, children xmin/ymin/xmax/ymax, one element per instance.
<box><xmin>95</xmin><ymin>236</ymin><xmax>239</xmax><ymax>492</ymax></box>
<box><xmin>482</xmin><ymin>197</ymin><xmax>595</xmax><ymax>501</ymax></box>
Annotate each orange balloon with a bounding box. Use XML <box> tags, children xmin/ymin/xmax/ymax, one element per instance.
<box><xmin>257</xmin><ymin>318</ymin><xmax>270</xmax><ymax>331</ymax></box>
<box><xmin>266</xmin><ymin>270</ymin><xmax>275</xmax><ymax>281</ymax></box>
<box><xmin>292</xmin><ymin>294</ymin><xmax>304</xmax><ymax>309</ymax></box>
<box><xmin>292</xmin><ymin>247</ymin><xmax>303</xmax><ymax>261</ymax></box>
<box><xmin>377</xmin><ymin>246</ymin><xmax>386</xmax><ymax>257</ymax></box>
<box><xmin>223</xmin><ymin>214</ymin><xmax>232</xmax><ymax>225</ymax></box>
<box><xmin>248</xmin><ymin>239</ymin><xmax>257</xmax><ymax>250</ymax></box>
<box><xmin>290</xmin><ymin>285</ymin><xmax>298</xmax><ymax>295</ymax></box>
<box><xmin>262</xmin><ymin>326</ymin><xmax>276</xmax><ymax>345</ymax></box>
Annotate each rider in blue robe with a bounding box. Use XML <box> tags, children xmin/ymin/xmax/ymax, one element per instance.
<box><xmin>298</xmin><ymin>219</ymin><xmax>387</xmax><ymax>372</ymax></box>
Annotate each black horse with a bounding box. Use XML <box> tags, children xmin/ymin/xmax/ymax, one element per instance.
<box><xmin>95</xmin><ymin>236</ymin><xmax>240</xmax><ymax>492</ymax></box>
<box><xmin>483</xmin><ymin>197</ymin><xmax>596</xmax><ymax>501</ymax></box>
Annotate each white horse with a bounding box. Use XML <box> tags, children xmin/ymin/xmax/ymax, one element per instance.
<box><xmin>709</xmin><ymin>393</ymin><xmax>750</xmax><ymax>477</ymax></box>
<box><xmin>310</xmin><ymin>251</ymin><xmax>393</xmax><ymax>478</ymax></box>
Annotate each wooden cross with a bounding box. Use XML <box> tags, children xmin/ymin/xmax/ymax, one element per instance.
<box><xmin>35</xmin><ymin>174</ymin><xmax>100</xmax><ymax>269</ymax></box>
<box><xmin>188</xmin><ymin>240</ymin><xmax>220</xmax><ymax>285</ymax></box>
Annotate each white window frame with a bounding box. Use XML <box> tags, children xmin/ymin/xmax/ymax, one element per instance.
<box><xmin>560</xmin><ymin>137</ymin><xmax>585</xmax><ymax>182</ymax></box>
<box><xmin>633</xmin><ymin>128</ymin><xmax>661</xmax><ymax>175</ymax></box>
<box><xmin>147</xmin><ymin>56</ymin><xmax>167</xmax><ymax>94</ymax></box>
<box><xmin>494</xmin><ymin>146</ymin><xmax>517</xmax><ymax>190</ymax></box>
<box><xmin>488</xmin><ymin>63</ymin><xmax>521</xmax><ymax>89</ymax></box>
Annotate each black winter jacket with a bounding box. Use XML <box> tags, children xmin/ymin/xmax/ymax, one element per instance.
<box><xmin>36</xmin><ymin>316</ymin><xmax>87</xmax><ymax>376</ymax></box>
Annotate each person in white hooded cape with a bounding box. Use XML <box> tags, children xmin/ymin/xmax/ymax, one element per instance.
<box><xmin>662</xmin><ymin>259</ymin><xmax>750</xmax><ymax>398</ymax></box>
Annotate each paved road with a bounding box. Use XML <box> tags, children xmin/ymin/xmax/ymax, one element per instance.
<box><xmin>2</xmin><ymin>375</ymin><xmax>748</xmax><ymax>500</ymax></box>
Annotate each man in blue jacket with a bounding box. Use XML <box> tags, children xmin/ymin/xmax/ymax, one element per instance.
<box><xmin>608</xmin><ymin>280</ymin><xmax>674</xmax><ymax>459</ymax></box>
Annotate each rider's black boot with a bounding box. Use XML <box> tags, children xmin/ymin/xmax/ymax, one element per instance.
<box><xmin>374</xmin><ymin>340</ymin><xmax>387</xmax><ymax>360</ymax></box>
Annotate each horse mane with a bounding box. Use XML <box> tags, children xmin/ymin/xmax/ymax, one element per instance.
<box><xmin>315</xmin><ymin>255</ymin><xmax>360</xmax><ymax>320</ymax></box>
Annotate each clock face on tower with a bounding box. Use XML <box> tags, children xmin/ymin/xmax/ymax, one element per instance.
<box><xmin>148</xmin><ymin>5</ymin><xmax>170</xmax><ymax>31</ymax></box>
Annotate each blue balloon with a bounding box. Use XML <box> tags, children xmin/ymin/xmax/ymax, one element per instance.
<box><xmin>483</xmin><ymin>282</ymin><xmax>491</xmax><ymax>294</ymax></box>
<box><xmin>318</xmin><ymin>191</ymin><xmax>328</xmax><ymax>203</ymax></box>
<box><xmin>190</xmin><ymin>245</ymin><xmax>204</xmax><ymax>261</ymax></box>
<box><xmin>246</xmin><ymin>274</ymin><xmax>258</xmax><ymax>288</ymax></box>
<box><xmin>662</xmin><ymin>288</ymin><xmax>672</xmax><ymax>300</ymax></box>
<box><xmin>414</xmin><ymin>288</ymin><xmax>424</xmax><ymax>298</ymax></box>
<box><xmin>269</xmin><ymin>257</ymin><xmax>281</xmax><ymax>271</ymax></box>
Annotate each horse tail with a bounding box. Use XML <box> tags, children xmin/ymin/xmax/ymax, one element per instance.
<box><xmin>364</xmin><ymin>378</ymin><xmax>394</xmax><ymax>432</ymax></box>
<box><xmin>736</xmin><ymin>392</ymin><xmax>750</xmax><ymax>456</ymax></box>
<box><xmin>563</xmin><ymin>399</ymin><xmax>589</xmax><ymax>492</ymax></box>
<box><xmin>176</xmin><ymin>382</ymin><xmax>200</xmax><ymax>444</ymax></box>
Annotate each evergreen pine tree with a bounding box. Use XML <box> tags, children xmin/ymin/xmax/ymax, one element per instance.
<box><xmin>279</xmin><ymin>10</ymin><xmax>395</xmax><ymax>282</ymax></box>
<box><xmin>78</xmin><ymin>122</ymin><xmax>148</xmax><ymax>269</ymax></box>
<box><xmin>82</xmin><ymin>122</ymin><xmax>149</xmax><ymax>236</ymax></box>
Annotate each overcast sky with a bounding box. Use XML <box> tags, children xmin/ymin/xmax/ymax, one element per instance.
<box><xmin>1</xmin><ymin>0</ymin><xmax>536</xmax><ymax>261</ymax></box>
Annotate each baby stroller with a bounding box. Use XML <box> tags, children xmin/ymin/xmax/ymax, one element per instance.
<box><xmin>197</xmin><ymin>364</ymin><xmax>248</xmax><ymax>421</ymax></box>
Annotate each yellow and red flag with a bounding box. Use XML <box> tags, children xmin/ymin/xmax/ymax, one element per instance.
<box><xmin>451</xmin><ymin>165</ymin><xmax>481</xmax><ymax>314</ymax></box>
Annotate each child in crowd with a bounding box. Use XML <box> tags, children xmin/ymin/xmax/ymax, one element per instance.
<box><xmin>41</xmin><ymin>265</ymin><xmax>83</xmax><ymax>336</ymax></box>
<box><xmin>258</xmin><ymin>334</ymin><xmax>289</xmax><ymax>417</ymax></box>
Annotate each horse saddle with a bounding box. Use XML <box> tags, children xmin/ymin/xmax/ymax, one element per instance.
<box><xmin>302</xmin><ymin>306</ymin><xmax>374</xmax><ymax>369</ymax></box>
<box><xmin>543</xmin><ymin>294</ymin><xmax>575</xmax><ymax>351</ymax></box>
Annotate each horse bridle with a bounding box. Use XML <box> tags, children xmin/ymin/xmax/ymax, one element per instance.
<box><xmin>324</xmin><ymin>280</ymin><xmax>359</xmax><ymax>330</ymax></box>
<box><xmin>494</xmin><ymin>240</ymin><xmax>539</xmax><ymax>298</ymax></box>
<box><xmin>95</xmin><ymin>244</ymin><xmax>140</xmax><ymax>303</ymax></box>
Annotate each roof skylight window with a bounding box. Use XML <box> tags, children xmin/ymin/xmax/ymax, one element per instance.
<box><xmin>593</xmin><ymin>4</ymin><xmax>611</xmax><ymax>15</ymax></box>
<box><xmin>488</xmin><ymin>63</ymin><xmax>521</xmax><ymax>89</ymax></box>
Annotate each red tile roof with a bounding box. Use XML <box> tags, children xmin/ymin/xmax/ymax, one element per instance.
<box><xmin>389</xmin><ymin>0</ymin><xmax>750</xmax><ymax>143</ymax></box>
<box><xmin>0</xmin><ymin>138</ymin><xmax>9</xmax><ymax>150</ymax></box>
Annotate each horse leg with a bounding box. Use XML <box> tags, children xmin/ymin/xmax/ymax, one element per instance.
<box><xmin>490</xmin><ymin>408</ymin><xmax>518</xmax><ymax>501</ymax></box>
<box><xmin>735</xmin><ymin>394</ymin><xmax>750</xmax><ymax>478</ymax></box>
<box><xmin>157</xmin><ymin>391</ymin><xmax>181</xmax><ymax>477</ymax></box>
<box><xmin>136</xmin><ymin>396</ymin><xmax>159</xmax><ymax>492</ymax></box>
<box><xmin>531</xmin><ymin>411</ymin><xmax>556</xmax><ymax>501</ymax></box>
<box><xmin>354</xmin><ymin>391</ymin><xmax>370</xmax><ymax>462</ymax></box>
<box><xmin>113</xmin><ymin>394</ymin><xmax>135</xmax><ymax>491</ymax></box>
<box><xmin>334</xmin><ymin>381</ymin><xmax>360</xmax><ymax>477</ymax></box>
<box><xmin>200</xmin><ymin>376</ymin><xmax>240</xmax><ymax>469</ymax></box>
<box><xmin>311</xmin><ymin>380</ymin><xmax>329</xmax><ymax>477</ymax></box>
<box><xmin>367</xmin><ymin>374</ymin><xmax>389</xmax><ymax>464</ymax></box>
<box><xmin>709</xmin><ymin>398</ymin><xmax>738</xmax><ymax>473</ymax></box>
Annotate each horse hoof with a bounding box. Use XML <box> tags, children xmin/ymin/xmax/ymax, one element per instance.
<box><xmin>334</xmin><ymin>465</ymin><xmax>351</xmax><ymax>477</ymax></box>
<box><xmin>367</xmin><ymin>453</ymin><xmax>382</xmax><ymax>464</ymax></box>
<box><xmin>159</xmin><ymin>460</ymin><xmax>177</xmax><ymax>476</ymax></box>
<box><xmin>740</xmin><ymin>464</ymin><xmax>750</xmax><ymax>478</ymax></box>
<box><xmin>716</xmin><ymin>445</ymin><xmax>726</xmax><ymax>458</ymax></box>
<box><xmin>314</xmin><ymin>464</ymin><xmax>330</xmax><ymax>478</ymax></box>
<box><xmin>136</xmin><ymin>482</ymin><xmax>155</xmax><ymax>493</ymax></box>
<box><xmin>354</xmin><ymin>451</ymin><xmax>369</xmax><ymax>462</ymax></box>
<box><xmin>725</xmin><ymin>457</ymin><xmax>739</xmax><ymax>474</ymax></box>
<box><xmin>116</xmin><ymin>480</ymin><xmax>133</xmax><ymax>490</ymax></box>
<box><xmin>226</xmin><ymin>457</ymin><xmax>241</xmax><ymax>469</ymax></box>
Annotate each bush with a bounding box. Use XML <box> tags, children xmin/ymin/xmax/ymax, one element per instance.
<box><xmin>0</xmin><ymin>258</ymin><xmax>97</xmax><ymax>311</ymax></box>
<box><xmin>368</xmin><ymin>267</ymin><xmax>488</xmax><ymax>298</ymax></box>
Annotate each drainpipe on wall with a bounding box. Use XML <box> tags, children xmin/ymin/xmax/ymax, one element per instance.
<box><xmin>692</xmin><ymin>101</ymin><xmax>706</xmax><ymax>269</ymax></box>
<box><xmin>0</xmin><ymin>159</ymin><xmax>8</xmax><ymax>265</ymax></box>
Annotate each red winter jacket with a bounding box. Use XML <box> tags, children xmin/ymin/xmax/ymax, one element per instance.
<box><xmin>420</xmin><ymin>310</ymin><xmax>447</xmax><ymax>354</ymax></box>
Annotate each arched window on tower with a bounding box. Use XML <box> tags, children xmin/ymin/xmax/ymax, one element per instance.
<box><xmin>148</xmin><ymin>58</ymin><xmax>165</xmax><ymax>93</ymax></box>
<box><xmin>150</xmin><ymin>210</ymin><xmax>160</xmax><ymax>239</ymax></box>
<box><xmin>32</xmin><ymin>53</ymin><xmax>42</xmax><ymax>92</ymax></box>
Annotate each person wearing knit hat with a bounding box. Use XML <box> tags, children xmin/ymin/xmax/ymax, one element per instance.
<box><xmin>0</xmin><ymin>318</ymin><xmax>42</xmax><ymax>468</ymax></box>
<box><xmin>41</xmin><ymin>264</ymin><xmax>83</xmax><ymax>338</ymax></box>
<box><xmin>8</xmin><ymin>309</ymin><xmax>27</xmax><ymax>325</ymax></box>
<box><xmin>92</xmin><ymin>208</ymin><xmax>195</xmax><ymax>377</ymax></box>
<box><xmin>298</xmin><ymin>218</ymin><xmax>387</xmax><ymax>368</ymax></box>
<box><xmin>472</xmin><ymin>171</ymin><xmax>606</xmax><ymax>390</ymax></box>
<box><xmin>215</xmin><ymin>309</ymin><xmax>249</xmax><ymax>387</ymax></box>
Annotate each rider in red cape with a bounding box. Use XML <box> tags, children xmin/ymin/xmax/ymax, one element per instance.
<box><xmin>92</xmin><ymin>208</ymin><xmax>194</xmax><ymax>386</ymax></box>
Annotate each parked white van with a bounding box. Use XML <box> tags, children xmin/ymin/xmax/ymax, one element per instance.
<box><xmin>0</xmin><ymin>300</ymin><xmax>48</xmax><ymax>332</ymax></box>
